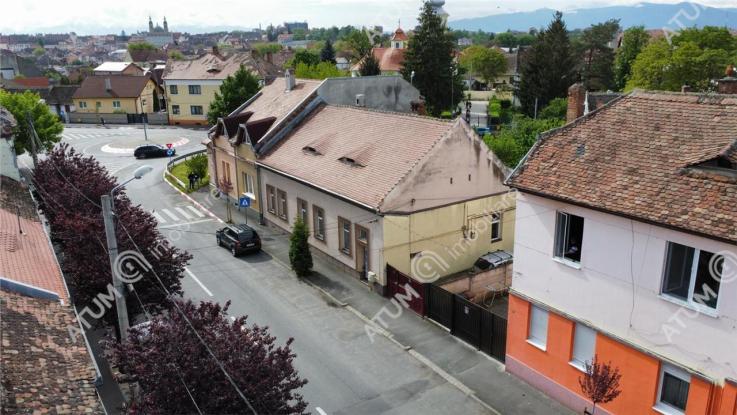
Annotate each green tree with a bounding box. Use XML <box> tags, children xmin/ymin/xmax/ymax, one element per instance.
<box><xmin>518</xmin><ymin>11</ymin><xmax>576</xmax><ymax>117</ymax></box>
<box><xmin>627</xmin><ymin>27</ymin><xmax>735</xmax><ymax>92</ymax></box>
<box><xmin>574</xmin><ymin>19</ymin><xmax>620</xmax><ymax>91</ymax></box>
<box><xmin>127</xmin><ymin>41</ymin><xmax>156</xmax><ymax>52</ymax></box>
<box><xmin>493</xmin><ymin>31</ymin><xmax>535</xmax><ymax>48</ymax></box>
<box><xmin>207</xmin><ymin>65</ymin><xmax>261</xmax><ymax>125</ymax></box>
<box><xmin>538</xmin><ymin>97</ymin><xmax>567</xmax><ymax>120</ymax></box>
<box><xmin>345</xmin><ymin>29</ymin><xmax>372</xmax><ymax>58</ymax></box>
<box><xmin>460</xmin><ymin>45</ymin><xmax>508</xmax><ymax>86</ymax></box>
<box><xmin>359</xmin><ymin>52</ymin><xmax>381</xmax><ymax>76</ymax></box>
<box><xmin>289</xmin><ymin>217</ymin><xmax>313</xmax><ymax>277</ymax></box>
<box><xmin>484</xmin><ymin>115</ymin><xmax>563</xmax><ymax>166</ymax></box>
<box><xmin>33</xmin><ymin>47</ymin><xmax>45</xmax><ymax>57</ymax></box>
<box><xmin>185</xmin><ymin>153</ymin><xmax>208</xmax><ymax>181</ymax></box>
<box><xmin>168</xmin><ymin>50</ymin><xmax>184</xmax><ymax>60</ymax></box>
<box><xmin>0</xmin><ymin>90</ymin><xmax>63</xmax><ymax>166</ymax></box>
<box><xmin>613</xmin><ymin>27</ymin><xmax>650</xmax><ymax>90</ymax></box>
<box><xmin>320</xmin><ymin>39</ymin><xmax>336</xmax><ymax>64</ymax></box>
<box><xmin>289</xmin><ymin>49</ymin><xmax>320</xmax><ymax>68</ymax></box>
<box><xmin>401</xmin><ymin>1</ymin><xmax>464</xmax><ymax>116</ymax></box>
<box><xmin>294</xmin><ymin>62</ymin><xmax>345</xmax><ymax>79</ymax></box>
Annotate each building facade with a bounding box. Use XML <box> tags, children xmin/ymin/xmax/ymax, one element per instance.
<box><xmin>506</xmin><ymin>90</ymin><xmax>737</xmax><ymax>415</ymax></box>
<box><xmin>73</xmin><ymin>75</ymin><xmax>157</xmax><ymax>114</ymax></box>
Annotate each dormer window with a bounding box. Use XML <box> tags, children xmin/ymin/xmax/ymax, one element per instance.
<box><xmin>339</xmin><ymin>156</ymin><xmax>363</xmax><ymax>167</ymax></box>
<box><xmin>303</xmin><ymin>146</ymin><xmax>320</xmax><ymax>155</ymax></box>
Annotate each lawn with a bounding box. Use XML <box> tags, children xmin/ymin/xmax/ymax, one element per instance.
<box><xmin>166</xmin><ymin>161</ymin><xmax>209</xmax><ymax>193</ymax></box>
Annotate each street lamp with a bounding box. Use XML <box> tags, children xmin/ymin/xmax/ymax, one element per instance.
<box><xmin>101</xmin><ymin>165</ymin><xmax>152</xmax><ymax>341</ymax></box>
<box><xmin>410</xmin><ymin>70</ymin><xmax>415</xmax><ymax>86</ymax></box>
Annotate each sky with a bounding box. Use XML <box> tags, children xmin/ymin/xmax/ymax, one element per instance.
<box><xmin>1</xmin><ymin>0</ymin><xmax>736</xmax><ymax>34</ymax></box>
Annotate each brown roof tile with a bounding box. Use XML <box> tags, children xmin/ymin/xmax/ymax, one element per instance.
<box><xmin>259</xmin><ymin>105</ymin><xmax>454</xmax><ymax>209</ymax></box>
<box><xmin>73</xmin><ymin>75</ymin><xmax>151</xmax><ymax>99</ymax></box>
<box><xmin>164</xmin><ymin>52</ymin><xmax>262</xmax><ymax>81</ymax></box>
<box><xmin>508</xmin><ymin>90</ymin><xmax>737</xmax><ymax>243</ymax></box>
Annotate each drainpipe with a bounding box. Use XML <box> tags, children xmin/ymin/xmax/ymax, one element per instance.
<box><xmin>256</xmin><ymin>163</ymin><xmax>265</xmax><ymax>225</ymax></box>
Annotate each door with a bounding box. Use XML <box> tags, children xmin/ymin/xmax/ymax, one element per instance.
<box><xmin>224</xmin><ymin>229</ymin><xmax>237</xmax><ymax>248</ymax></box>
<box><xmin>355</xmin><ymin>225</ymin><xmax>369</xmax><ymax>280</ymax></box>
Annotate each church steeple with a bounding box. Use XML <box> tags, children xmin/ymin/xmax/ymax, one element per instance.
<box><xmin>163</xmin><ymin>17</ymin><xmax>168</xmax><ymax>33</ymax></box>
<box><xmin>148</xmin><ymin>16</ymin><xmax>154</xmax><ymax>32</ymax></box>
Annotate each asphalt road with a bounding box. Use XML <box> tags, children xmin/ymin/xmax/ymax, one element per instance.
<box><xmin>41</xmin><ymin>125</ymin><xmax>492</xmax><ymax>415</ymax></box>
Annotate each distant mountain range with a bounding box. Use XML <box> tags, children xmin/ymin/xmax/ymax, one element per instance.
<box><xmin>449</xmin><ymin>2</ymin><xmax>737</xmax><ymax>32</ymax></box>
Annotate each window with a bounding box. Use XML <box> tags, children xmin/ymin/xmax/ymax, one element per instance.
<box><xmin>169</xmin><ymin>85</ymin><xmax>178</xmax><ymax>95</ymax></box>
<box><xmin>656</xmin><ymin>364</ymin><xmax>690</xmax><ymax>414</ymax></box>
<box><xmin>277</xmin><ymin>189</ymin><xmax>287</xmax><ymax>220</ymax></box>
<box><xmin>243</xmin><ymin>173</ymin><xmax>255</xmax><ymax>196</ymax></box>
<box><xmin>313</xmin><ymin>206</ymin><xmax>325</xmax><ymax>241</ymax></box>
<box><xmin>338</xmin><ymin>217</ymin><xmax>352</xmax><ymax>256</ymax></box>
<box><xmin>190</xmin><ymin>105</ymin><xmax>203</xmax><ymax>115</ymax></box>
<box><xmin>491</xmin><ymin>212</ymin><xmax>502</xmax><ymax>242</ymax></box>
<box><xmin>554</xmin><ymin>212</ymin><xmax>584</xmax><ymax>263</ymax></box>
<box><xmin>142</xmin><ymin>99</ymin><xmax>147</xmax><ymax>106</ymax></box>
<box><xmin>266</xmin><ymin>185</ymin><xmax>276</xmax><ymax>214</ymax></box>
<box><xmin>172</xmin><ymin>105</ymin><xmax>180</xmax><ymax>115</ymax></box>
<box><xmin>79</xmin><ymin>101</ymin><xmax>87</xmax><ymax>108</ymax></box>
<box><xmin>297</xmin><ymin>198</ymin><xmax>308</xmax><ymax>224</ymax></box>
<box><xmin>96</xmin><ymin>101</ymin><xmax>101</xmax><ymax>108</ymax></box>
<box><xmin>571</xmin><ymin>323</ymin><xmax>595</xmax><ymax>370</ymax></box>
<box><xmin>112</xmin><ymin>100</ymin><xmax>121</xmax><ymax>108</ymax></box>
<box><xmin>662</xmin><ymin>242</ymin><xmax>723</xmax><ymax>310</ymax></box>
<box><xmin>527</xmin><ymin>305</ymin><xmax>548</xmax><ymax>350</ymax></box>
<box><xmin>188</xmin><ymin>85</ymin><xmax>201</xmax><ymax>95</ymax></box>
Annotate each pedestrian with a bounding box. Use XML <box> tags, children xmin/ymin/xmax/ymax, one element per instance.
<box><xmin>187</xmin><ymin>173</ymin><xmax>195</xmax><ymax>190</ymax></box>
<box><xmin>100</xmin><ymin>117</ymin><xmax>105</xmax><ymax>127</ymax></box>
<box><xmin>193</xmin><ymin>173</ymin><xmax>200</xmax><ymax>188</ymax></box>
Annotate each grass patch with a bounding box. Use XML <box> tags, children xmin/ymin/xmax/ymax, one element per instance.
<box><xmin>166</xmin><ymin>162</ymin><xmax>209</xmax><ymax>194</ymax></box>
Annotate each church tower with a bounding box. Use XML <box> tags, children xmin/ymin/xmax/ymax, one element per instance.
<box><xmin>163</xmin><ymin>17</ymin><xmax>168</xmax><ymax>33</ymax></box>
<box><xmin>148</xmin><ymin>16</ymin><xmax>154</xmax><ymax>33</ymax></box>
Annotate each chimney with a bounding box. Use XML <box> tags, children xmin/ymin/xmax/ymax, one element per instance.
<box><xmin>211</xmin><ymin>45</ymin><xmax>219</xmax><ymax>57</ymax></box>
<box><xmin>566</xmin><ymin>83</ymin><xmax>586</xmax><ymax>123</ymax></box>
<box><xmin>104</xmin><ymin>78</ymin><xmax>112</xmax><ymax>91</ymax></box>
<box><xmin>285</xmin><ymin>68</ymin><xmax>295</xmax><ymax>91</ymax></box>
<box><xmin>716</xmin><ymin>65</ymin><xmax>737</xmax><ymax>94</ymax></box>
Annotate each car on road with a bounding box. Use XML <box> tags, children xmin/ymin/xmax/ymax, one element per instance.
<box><xmin>134</xmin><ymin>144</ymin><xmax>174</xmax><ymax>159</ymax></box>
<box><xmin>216</xmin><ymin>224</ymin><xmax>261</xmax><ymax>256</ymax></box>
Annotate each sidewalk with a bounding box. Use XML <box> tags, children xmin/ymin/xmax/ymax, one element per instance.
<box><xmin>187</xmin><ymin>188</ymin><xmax>573</xmax><ymax>415</ymax></box>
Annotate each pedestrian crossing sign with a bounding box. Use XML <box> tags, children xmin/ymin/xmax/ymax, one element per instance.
<box><xmin>239</xmin><ymin>196</ymin><xmax>251</xmax><ymax>207</ymax></box>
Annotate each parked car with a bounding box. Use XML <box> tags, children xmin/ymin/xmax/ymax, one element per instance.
<box><xmin>133</xmin><ymin>144</ymin><xmax>174</xmax><ymax>159</ymax></box>
<box><xmin>216</xmin><ymin>224</ymin><xmax>261</xmax><ymax>256</ymax></box>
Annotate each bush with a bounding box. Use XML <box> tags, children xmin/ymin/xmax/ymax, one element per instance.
<box><xmin>184</xmin><ymin>153</ymin><xmax>208</xmax><ymax>179</ymax></box>
<box><xmin>440</xmin><ymin>111</ymin><xmax>453</xmax><ymax>119</ymax></box>
<box><xmin>289</xmin><ymin>217</ymin><xmax>313</xmax><ymax>277</ymax></box>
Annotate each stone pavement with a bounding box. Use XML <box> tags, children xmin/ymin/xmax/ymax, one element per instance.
<box><xmin>186</xmin><ymin>187</ymin><xmax>574</xmax><ymax>415</ymax></box>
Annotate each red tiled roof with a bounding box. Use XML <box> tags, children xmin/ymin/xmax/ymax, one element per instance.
<box><xmin>352</xmin><ymin>48</ymin><xmax>406</xmax><ymax>73</ymax></box>
<box><xmin>508</xmin><ymin>90</ymin><xmax>737</xmax><ymax>243</ymax></box>
<box><xmin>73</xmin><ymin>74</ymin><xmax>151</xmax><ymax>99</ymax></box>
<box><xmin>259</xmin><ymin>105</ymin><xmax>454</xmax><ymax>209</ymax></box>
<box><xmin>1</xmin><ymin>289</ymin><xmax>102</xmax><ymax>412</ymax></box>
<box><xmin>10</xmin><ymin>77</ymin><xmax>49</xmax><ymax>88</ymax></box>
<box><xmin>392</xmin><ymin>27</ymin><xmax>409</xmax><ymax>41</ymax></box>
<box><xmin>0</xmin><ymin>177</ymin><xmax>68</xmax><ymax>300</ymax></box>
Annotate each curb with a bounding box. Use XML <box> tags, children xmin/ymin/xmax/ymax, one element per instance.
<box><xmin>101</xmin><ymin>137</ymin><xmax>190</xmax><ymax>154</ymax></box>
<box><xmin>166</xmin><ymin>183</ymin><xmax>503</xmax><ymax>415</ymax></box>
<box><xmin>161</xmin><ymin>171</ymin><xmax>224</xmax><ymax>225</ymax></box>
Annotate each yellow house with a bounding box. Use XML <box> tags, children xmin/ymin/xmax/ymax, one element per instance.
<box><xmin>164</xmin><ymin>49</ymin><xmax>267</xmax><ymax>126</ymax></box>
<box><xmin>73</xmin><ymin>75</ymin><xmax>157</xmax><ymax>114</ymax></box>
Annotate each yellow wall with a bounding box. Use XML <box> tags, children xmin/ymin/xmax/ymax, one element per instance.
<box><xmin>166</xmin><ymin>81</ymin><xmax>221</xmax><ymax>125</ymax></box>
<box><xmin>209</xmin><ymin>136</ymin><xmax>261</xmax><ymax>213</ymax></box>
<box><xmin>383</xmin><ymin>191</ymin><xmax>516</xmax><ymax>281</ymax></box>
<box><xmin>75</xmin><ymin>79</ymin><xmax>156</xmax><ymax>114</ymax></box>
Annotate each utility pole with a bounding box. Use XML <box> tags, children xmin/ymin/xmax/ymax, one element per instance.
<box><xmin>101</xmin><ymin>194</ymin><xmax>130</xmax><ymax>341</ymax></box>
<box><xmin>26</xmin><ymin>111</ymin><xmax>40</xmax><ymax>168</ymax></box>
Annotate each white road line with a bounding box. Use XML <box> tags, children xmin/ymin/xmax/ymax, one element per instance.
<box><xmin>152</xmin><ymin>212</ymin><xmax>167</xmax><ymax>223</ymax></box>
<box><xmin>187</xmin><ymin>205</ymin><xmax>206</xmax><ymax>218</ymax></box>
<box><xmin>161</xmin><ymin>208</ymin><xmax>179</xmax><ymax>221</ymax></box>
<box><xmin>316</xmin><ymin>408</ymin><xmax>328</xmax><ymax>415</ymax></box>
<box><xmin>158</xmin><ymin>218</ymin><xmax>212</xmax><ymax>228</ymax></box>
<box><xmin>174</xmin><ymin>207</ymin><xmax>193</xmax><ymax>219</ymax></box>
<box><xmin>185</xmin><ymin>268</ymin><xmax>213</xmax><ymax>297</ymax></box>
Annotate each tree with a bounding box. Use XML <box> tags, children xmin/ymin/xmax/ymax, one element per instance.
<box><xmin>127</xmin><ymin>42</ymin><xmax>156</xmax><ymax>52</ymax></box>
<box><xmin>401</xmin><ymin>1</ymin><xmax>464</xmax><ymax>116</ymax></box>
<box><xmin>359</xmin><ymin>52</ymin><xmax>381</xmax><ymax>76</ymax></box>
<box><xmin>538</xmin><ymin>97</ymin><xmax>567</xmax><ymax>120</ymax></box>
<box><xmin>290</xmin><ymin>49</ymin><xmax>321</xmax><ymax>68</ymax></box>
<box><xmin>627</xmin><ymin>27</ymin><xmax>735</xmax><ymax>92</ymax></box>
<box><xmin>613</xmin><ymin>27</ymin><xmax>650</xmax><ymax>90</ymax></box>
<box><xmin>0</xmin><ymin>90</ymin><xmax>63</xmax><ymax>165</ymax></box>
<box><xmin>320</xmin><ymin>39</ymin><xmax>336</xmax><ymax>64</ymax></box>
<box><xmin>207</xmin><ymin>65</ymin><xmax>261</xmax><ymax>125</ymax></box>
<box><xmin>32</xmin><ymin>144</ymin><xmax>190</xmax><ymax>331</ymax></box>
<box><xmin>289</xmin><ymin>217</ymin><xmax>313</xmax><ymax>277</ymax></box>
<box><xmin>574</xmin><ymin>19</ymin><xmax>620</xmax><ymax>91</ymax></box>
<box><xmin>294</xmin><ymin>62</ymin><xmax>345</xmax><ymax>79</ymax></box>
<box><xmin>345</xmin><ymin>29</ymin><xmax>372</xmax><ymax>58</ymax></box>
<box><xmin>483</xmin><ymin>115</ymin><xmax>563</xmax><ymax>166</ymax></box>
<box><xmin>518</xmin><ymin>11</ymin><xmax>576</xmax><ymax>117</ymax></box>
<box><xmin>106</xmin><ymin>299</ymin><xmax>308</xmax><ymax>414</ymax></box>
<box><xmin>168</xmin><ymin>50</ymin><xmax>184</xmax><ymax>60</ymax></box>
<box><xmin>460</xmin><ymin>45</ymin><xmax>508</xmax><ymax>86</ymax></box>
<box><xmin>579</xmin><ymin>356</ymin><xmax>623</xmax><ymax>414</ymax></box>
<box><xmin>33</xmin><ymin>46</ymin><xmax>45</xmax><ymax>57</ymax></box>
<box><xmin>184</xmin><ymin>153</ymin><xmax>208</xmax><ymax>181</ymax></box>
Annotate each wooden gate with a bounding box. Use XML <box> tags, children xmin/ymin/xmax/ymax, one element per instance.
<box><xmin>386</xmin><ymin>264</ymin><xmax>425</xmax><ymax>316</ymax></box>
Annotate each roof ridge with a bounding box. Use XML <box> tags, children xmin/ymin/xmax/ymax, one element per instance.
<box><xmin>325</xmin><ymin>104</ymin><xmax>453</xmax><ymax>124</ymax></box>
<box><xmin>630</xmin><ymin>89</ymin><xmax>737</xmax><ymax>103</ymax></box>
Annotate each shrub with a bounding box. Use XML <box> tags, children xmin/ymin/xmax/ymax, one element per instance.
<box><xmin>289</xmin><ymin>217</ymin><xmax>313</xmax><ymax>277</ymax></box>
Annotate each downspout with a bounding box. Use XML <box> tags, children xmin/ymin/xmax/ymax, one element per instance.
<box><xmin>256</xmin><ymin>162</ymin><xmax>265</xmax><ymax>225</ymax></box>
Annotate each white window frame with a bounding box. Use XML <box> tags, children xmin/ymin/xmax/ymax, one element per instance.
<box><xmin>527</xmin><ymin>304</ymin><xmax>548</xmax><ymax>351</ymax></box>
<box><xmin>190</xmin><ymin>105</ymin><xmax>203</xmax><ymax>115</ymax></box>
<box><xmin>570</xmin><ymin>323</ymin><xmax>596</xmax><ymax>371</ymax></box>
<box><xmin>654</xmin><ymin>363</ymin><xmax>690</xmax><ymax>415</ymax></box>
<box><xmin>660</xmin><ymin>242</ymin><xmax>722</xmax><ymax>315</ymax></box>
<box><xmin>169</xmin><ymin>84</ymin><xmax>178</xmax><ymax>95</ymax></box>
<box><xmin>314</xmin><ymin>206</ymin><xmax>325</xmax><ymax>241</ymax></box>
<box><xmin>112</xmin><ymin>100</ymin><xmax>121</xmax><ymax>108</ymax></box>
<box><xmin>79</xmin><ymin>101</ymin><xmax>87</xmax><ymax>108</ymax></box>
<box><xmin>171</xmin><ymin>105</ymin><xmax>180</xmax><ymax>115</ymax></box>
<box><xmin>188</xmin><ymin>84</ymin><xmax>201</xmax><ymax>95</ymax></box>
<box><xmin>244</xmin><ymin>173</ymin><xmax>255</xmax><ymax>196</ymax></box>
<box><xmin>553</xmin><ymin>211</ymin><xmax>584</xmax><ymax>268</ymax></box>
<box><xmin>491</xmin><ymin>212</ymin><xmax>502</xmax><ymax>242</ymax></box>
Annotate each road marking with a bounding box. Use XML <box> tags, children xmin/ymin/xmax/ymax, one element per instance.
<box><xmin>152</xmin><ymin>211</ymin><xmax>167</xmax><ymax>223</ymax></box>
<box><xmin>161</xmin><ymin>208</ymin><xmax>179</xmax><ymax>221</ymax></box>
<box><xmin>185</xmin><ymin>267</ymin><xmax>213</xmax><ymax>297</ymax></box>
<box><xmin>187</xmin><ymin>205</ymin><xmax>206</xmax><ymax>217</ymax></box>
<box><xmin>316</xmin><ymin>408</ymin><xmax>328</xmax><ymax>415</ymax></box>
<box><xmin>159</xmin><ymin>218</ymin><xmax>212</xmax><ymax>228</ymax></box>
<box><xmin>174</xmin><ymin>207</ymin><xmax>193</xmax><ymax>219</ymax></box>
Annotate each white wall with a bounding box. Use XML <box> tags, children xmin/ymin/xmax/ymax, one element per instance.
<box><xmin>512</xmin><ymin>192</ymin><xmax>737</xmax><ymax>381</ymax></box>
<box><xmin>260</xmin><ymin>168</ymin><xmax>385</xmax><ymax>282</ymax></box>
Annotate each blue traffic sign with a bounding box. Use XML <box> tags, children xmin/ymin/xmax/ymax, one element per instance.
<box><xmin>239</xmin><ymin>196</ymin><xmax>251</xmax><ymax>207</ymax></box>
<box><xmin>167</xmin><ymin>149</ymin><xmax>174</xmax><ymax>156</ymax></box>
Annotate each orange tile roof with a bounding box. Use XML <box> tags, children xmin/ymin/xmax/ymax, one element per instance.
<box><xmin>392</xmin><ymin>27</ymin><xmax>409</xmax><ymax>41</ymax></box>
<box><xmin>508</xmin><ymin>90</ymin><xmax>737</xmax><ymax>243</ymax></box>
<box><xmin>259</xmin><ymin>105</ymin><xmax>454</xmax><ymax>209</ymax></box>
<box><xmin>0</xmin><ymin>177</ymin><xmax>67</xmax><ymax>300</ymax></box>
<box><xmin>164</xmin><ymin>52</ymin><xmax>262</xmax><ymax>81</ymax></box>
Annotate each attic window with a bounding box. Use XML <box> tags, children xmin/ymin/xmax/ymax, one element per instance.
<box><xmin>339</xmin><ymin>156</ymin><xmax>363</xmax><ymax>167</ymax></box>
<box><xmin>206</xmin><ymin>63</ymin><xmax>221</xmax><ymax>73</ymax></box>
<box><xmin>303</xmin><ymin>146</ymin><xmax>321</xmax><ymax>155</ymax></box>
<box><xmin>690</xmin><ymin>156</ymin><xmax>736</xmax><ymax>178</ymax></box>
